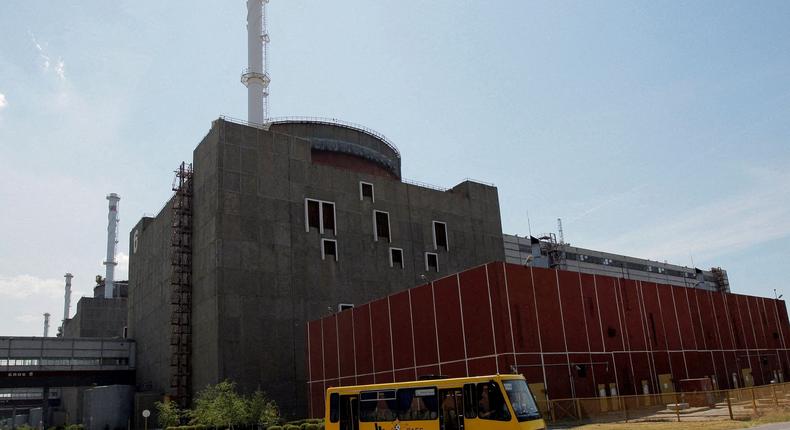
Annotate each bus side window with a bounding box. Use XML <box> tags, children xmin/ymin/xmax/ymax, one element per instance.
<box><xmin>330</xmin><ymin>393</ymin><xmax>339</xmax><ymax>423</ymax></box>
<box><xmin>463</xmin><ymin>384</ymin><xmax>477</xmax><ymax>418</ymax></box>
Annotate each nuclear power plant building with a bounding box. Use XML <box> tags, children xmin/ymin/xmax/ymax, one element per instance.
<box><xmin>128</xmin><ymin>117</ymin><xmax>505</xmax><ymax>415</ymax></box>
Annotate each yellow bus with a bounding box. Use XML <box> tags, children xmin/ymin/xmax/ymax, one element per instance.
<box><xmin>325</xmin><ymin>374</ymin><xmax>546</xmax><ymax>430</ymax></box>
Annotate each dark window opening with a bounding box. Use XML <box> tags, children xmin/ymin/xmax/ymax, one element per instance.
<box><xmin>360</xmin><ymin>182</ymin><xmax>374</xmax><ymax>201</ymax></box>
<box><xmin>375</xmin><ymin>211</ymin><xmax>390</xmax><ymax>241</ymax></box>
<box><xmin>607</xmin><ymin>326</ymin><xmax>617</xmax><ymax>338</ymax></box>
<box><xmin>390</xmin><ymin>248</ymin><xmax>404</xmax><ymax>269</ymax></box>
<box><xmin>433</xmin><ymin>221</ymin><xmax>448</xmax><ymax>251</ymax></box>
<box><xmin>463</xmin><ymin>384</ymin><xmax>477</xmax><ymax>419</ymax></box>
<box><xmin>476</xmin><ymin>382</ymin><xmax>511</xmax><ymax>421</ymax></box>
<box><xmin>322</xmin><ymin>239</ymin><xmax>337</xmax><ymax>261</ymax></box>
<box><xmin>338</xmin><ymin>303</ymin><xmax>354</xmax><ymax>312</ymax></box>
<box><xmin>329</xmin><ymin>393</ymin><xmax>340</xmax><ymax>423</ymax></box>
<box><xmin>426</xmin><ymin>253</ymin><xmax>438</xmax><ymax>272</ymax></box>
<box><xmin>322</xmin><ymin>202</ymin><xmax>335</xmax><ymax>231</ymax></box>
<box><xmin>307</xmin><ymin>200</ymin><xmax>320</xmax><ymax>230</ymax></box>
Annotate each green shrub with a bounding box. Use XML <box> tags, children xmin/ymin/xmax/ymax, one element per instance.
<box><xmin>306</xmin><ymin>424</ymin><xmax>320</xmax><ymax>430</ymax></box>
<box><xmin>283</xmin><ymin>425</ymin><xmax>300</xmax><ymax>430</ymax></box>
<box><xmin>267</xmin><ymin>426</ymin><xmax>283</xmax><ymax>430</ymax></box>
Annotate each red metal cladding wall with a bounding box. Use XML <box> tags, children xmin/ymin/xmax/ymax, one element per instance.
<box><xmin>305</xmin><ymin>262</ymin><xmax>790</xmax><ymax>418</ymax></box>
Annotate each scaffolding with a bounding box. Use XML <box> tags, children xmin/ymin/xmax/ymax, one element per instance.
<box><xmin>170</xmin><ymin>162</ymin><xmax>193</xmax><ymax>407</ymax></box>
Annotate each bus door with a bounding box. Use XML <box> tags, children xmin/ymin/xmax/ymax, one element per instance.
<box><xmin>339</xmin><ymin>395</ymin><xmax>359</xmax><ymax>430</ymax></box>
<box><xmin>439</xmin><ymin>388</ymin><xmax>464</xmax><ymax>430</ymax></box>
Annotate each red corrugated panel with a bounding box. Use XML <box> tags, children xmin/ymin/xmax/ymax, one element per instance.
<box><xmin>505</xmin><ymin>265</ymin><xmax>542</xmax><ymax>354</ymax></box>
<box><xmin>532</xmin><ymin>268</ymin><xmax>565</xmax><ymax>353</ymax></box>
<box><xmin>459</xmin><ymin>267</ymin><xmax>496</xmax><ymax>361</ymax></box>
<box><xmin>656</xmin><ymin>284</ymin><xmax>681</xmax><ymax>350</ymax></box>
<box><xmin>620</xmin><ymin>279</ymin><xmax>647</xmax><ymax>352</ymax></box>
<box><xmin>596</xmin><ymin>276</ymin><xmax>624</xmax><ymax>352</ymax></box>
<box><xmin>323</xmin><ymin>316</ymin><xmax>339</xmax><ymax>380</ymax></box>
<box><xmin>712</xmin><ymin>293</ymin><xmax>735</xmax><ymax>349</ymax></box>
<box><xmin>370</xmin><ymin>298</ymin><xmax>393</xmax><ymax>372</ymax></box>
<box><xmin>352</xmin><ymin>303</ymin><xmax>374</xmax><ymax>375</ymax></box>
<box><xmin>309</xmin><ymin>382</ymin><xmax>325</xmax><ymax>419</ymax></box>
<box><xmin>486</xmin><ymin>263</ymin><xmax>516</xmax><ymax>357</ymax></box>
<box><xmin>389</xmin><ymin>290</ymin><xmax>415</xmax><ymax>371</ymax></box>
<box><xmin>580</xmin><ymin>273</ymin><xmax>604</xmax><ymax>352</ymax></box>
<box><xmin>467</xmin><ymin>357</ymin><xmax>497</xmax><ymax>376</ymax></box>
<box><xmin>410</xmin><ymin>284</ymin><xmax>439</xmax><ymax>366</ymax></box>
<box><xmin>307</xmin><ymin>320</ymin><xmax>324</xmax><ymax>382</ymax></box>
<box><xmin>338</xmin><ymin>310</ymin><xmax>355</xmax><ymax>378</ymax></box>
<box><xmin>672</xmin><ymin>286</ymin><xmax>697</xmax><ymax>350</ymax></box>
<box><xmin>558</xmin><ymin>271</ymin><xmax>588</xmax><ymax>353</ymax></box>
<box><xmin>434</xmin><ymin>276</ymin><xmax>465</xmax><ymax>363</ymax></box>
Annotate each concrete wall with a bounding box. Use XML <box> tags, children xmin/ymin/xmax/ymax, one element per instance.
<box><xmin>129</xmin><ymin>119</ymin><xmax>504</xmax><ymax>417</ymax></box>
<box><xmin>307</xmin><ymin>262</ymin><xmax>790</xmax><ymax>417</ymax></box>
<box><xmin>82</xmin><ymin>385</ymin><xmax>134</xmax><ymax>430</ymax></box>
<box><xmin>62</xmin><ymin>298</ymin><xmax>127</xmax><ymax>338</ymax></box>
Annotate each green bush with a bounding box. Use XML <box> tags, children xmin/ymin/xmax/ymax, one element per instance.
<box><xmin>267</xmin><ymin>426</ymin><xmax>283</xmax><ymax>430</ymax></box>
<box><xmin>283</xmin><ymin>425</ymin><xmax>300</xmax><ymax>430</ymax></box>
<box><xmin>306</xmin><ymin>424</ymin><xmax>320</xmax><ymax>430</ymax></box>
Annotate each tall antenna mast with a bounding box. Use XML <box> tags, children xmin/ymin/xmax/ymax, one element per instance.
<box><xmin>557</xmin><ymin>218</ymin><xmax>565</xmax><ymax>245</ymax></box>
<box><xmin>103</xmin><ymin>193</ymin><xmax>120</xmax><ymax>299</ymax></box>
<box><xmin>242</xmin><ymin>0</ymin><xmax>271</xmax><ymax>124</ymax></box>
<box><xmin>43</xmin><ymin>313</ymin><xmax>51</xmax><ymax>337</ymax></box>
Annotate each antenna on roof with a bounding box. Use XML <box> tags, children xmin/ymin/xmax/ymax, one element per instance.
<box><xmin>527</xmin><ymin>210</ymin><xmax>532</xmax><ymax>237</ymax></box>
<box><xmin>242</xmin><ymin>0</ymin><xmax>271</xmax><ymax>124</ymax></box>
<box><xmin>557</xmin><ymin>218</ymin><xmax>565</xmax><ymax>245</ymax></box>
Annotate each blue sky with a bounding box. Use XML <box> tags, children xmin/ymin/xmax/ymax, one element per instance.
<box><xmin>1</xmin><ymin>1</ymin><xmax>788</xmax><ymax>336</ymax></box>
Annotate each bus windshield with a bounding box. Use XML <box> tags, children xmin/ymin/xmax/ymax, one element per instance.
<box><xmin>503</xmin><ymin>379</ymin><xmax>541</xmax><ymax>421</ymax></box>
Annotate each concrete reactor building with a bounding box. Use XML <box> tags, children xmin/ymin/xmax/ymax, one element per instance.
<box><xmin>128</xmin><ymin>118</ymin><xmax>504</xmax><ymax>415</ymax></box>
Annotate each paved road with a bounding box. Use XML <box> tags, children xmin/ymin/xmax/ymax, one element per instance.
<box><xmin>751</xmin><ymin>423</ymin><xmax>790</xmax><ymax>430</ymax></box>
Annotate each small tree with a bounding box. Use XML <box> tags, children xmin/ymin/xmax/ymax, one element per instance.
<box><xmin>189</xmin><ymin>380</ymin><xmax>249</xmax><ymax>428</ymax></box>
<box><xmin>248</xmin><ymin>390</ymin><xmax>280</xmax><ymax>427</ymax></box>
<box><xmin>155</xmin><ymin>398</ymin><xmax>183</xmax><ymax>428</ymax></box>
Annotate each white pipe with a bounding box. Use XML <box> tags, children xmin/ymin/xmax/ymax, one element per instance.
<box><xmin>103</xmin><ymin>193</ymin><xmax>120</xmax><ymax>299</ymax></box>
<box><xmin>242</xmin><ymin>0</ymin><xmax>271</xmax><ymax>124</ymax></box>
<box><xmin>63</xmin><ymin>273</ymin><xmax>73</xmax><ymax>322</ymax></box>
<box><xmin>43</xmin><ymin>313</ymin><xmax>50</xmax><ymax>337</ymax></box>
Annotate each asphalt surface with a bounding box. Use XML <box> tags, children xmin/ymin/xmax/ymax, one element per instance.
<box><xmin>751</xmin><ymin>423</ymin><xmax>790</xmax><ymax>430</ymax></box>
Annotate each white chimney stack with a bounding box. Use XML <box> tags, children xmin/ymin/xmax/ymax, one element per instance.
<box><xmin>63</xmin><ymin>273</ymin><xmax>73</xmax><ymax>322</ymax></box>
<box><xmin>241</xmin><ymin>0</ymin><xmax>271</xmax><ymax>124</ymax></box>
<box><xmin>103</xmin><ymin>193</ymin><xmax>120</xmax><ymax>299</ymax></box>
<box><xmin>43</xmin><ymin>313</ymin><xmax>50</xmax><ymax>337</ymax></box>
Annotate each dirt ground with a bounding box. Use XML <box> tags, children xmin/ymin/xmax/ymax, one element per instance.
<box><xmin>562</xmin><ymin>412</ymin><xmax>790</xmax><ymax>429</ymax></box>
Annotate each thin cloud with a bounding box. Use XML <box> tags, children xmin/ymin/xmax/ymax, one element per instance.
<box><xmin>30</xmin><ymin>32</ymin><xmax>51</xmax><ymax>71</ymax></box>
<box><xmin>0</xmin><ymin>93</ymin><xmax>7</xmax><ymax>109</ymax></box>
<box><xmin>55</xmin><ymin>59</ymin><xmax>66</xmax><ymax>81</ymax></box>
<box><xmin>0</xmin><ymin>274</ymin><xmax>63</xmax><ymax>299</ymax></box>
<box><xmin>29</xmin><ymin>32</ymin><xmax>66</xmax><ymax>81</ymax></box>
<box><xmin>597</xmin><ymin>168</ymin><xmax>790</xmax><ymax>264</ymax></box>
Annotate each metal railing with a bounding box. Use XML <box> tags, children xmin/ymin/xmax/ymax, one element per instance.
<box><xmin>218</xmin><ymin>115</ymin><xmax>402</xmax><ymax>158</ymax></box>
<box><xmin>542</xmin><ymin>382</ymin><xmax>790</xmax><ymax>425</ymax></box>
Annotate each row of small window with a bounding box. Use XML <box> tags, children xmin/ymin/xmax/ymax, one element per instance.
<box><xmin>570</xmin><ymin>252</ymin><xmax>693</xmax><ymax>278</ymax></box>
<box><xmin>305</xmin><ymin>198</ymin><xmax>449</xmax><ymax>251</ymax></box>
<box><xmin>0</xmin><ymin>358</ymin><xmax>129</xmax><ymax>367</ymax></box>
<box><xmin>320</xmin><ymin>238</ymin><xmax>441</xmax><ymax>272</ymax></box>
<box><xmin>329</xmin><ymin>381</ymin><xmax>538</xmax><ymax>424</ymax></box>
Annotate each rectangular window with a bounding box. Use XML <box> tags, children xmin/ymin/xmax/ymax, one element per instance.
<box><xmin>322</xmin><ymin>202</ymin><xmax>335</xmax><ymax>232</ymax></box>
<box><xmin>329</xmin><ymin>393</ymin><xmax>339</xmax><ymax>423</ymax></box>
<box><xmin>476</xmin><ymin>382</ymin><xmax>511</xmax><ymax>421</ymax></box>
<box><xmin>306</xmin><ymin>199</ymin><xmax>320</xmax><ymax>231</ymax></box>
<box><xmin>390</xmin><ymin>248</ymin><xmax>404</xmax><ymax>269</ymax></box>
<box><xmin>425</xmin><ymin>252</ymin><xmax>438</xmax><ymax>272</ymax></box>
<box><xmin>322</xmin><ymin>239</ymin><xmax>338</xmax><ymax>261</ymax></box>
<box><xmin>396</xmin><ymin>387</ymin><xmax>438</xmax><ymax>421</ymax></box>
<box><xmin>338</xmin><ymin>303</ymin><xmax>354</xmax><ymax>312</ymax></box>
<box><xmin>433</xmin><ymin>221</ymin><xmax>448</xmax><ymax>251</ymax></box>
<box><xmin>305</xmin><ymin>199</ymin><xmax>336</xmax><ymax>235</ymax></box>
<box><xmin>374</xmin><ymin>210</ymin><xmax>391</xmax><ymax>241</ymax></box>
<box><xmin>360</xmin><ymin>181</ymin><xmax>374</xmax><ymax>201</ymax></box>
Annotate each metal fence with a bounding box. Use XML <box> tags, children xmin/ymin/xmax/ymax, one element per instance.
<box><xmin>541</xmin><ymin>382</ymin><xmax>790</xmax><ymax>425</ymax></box>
